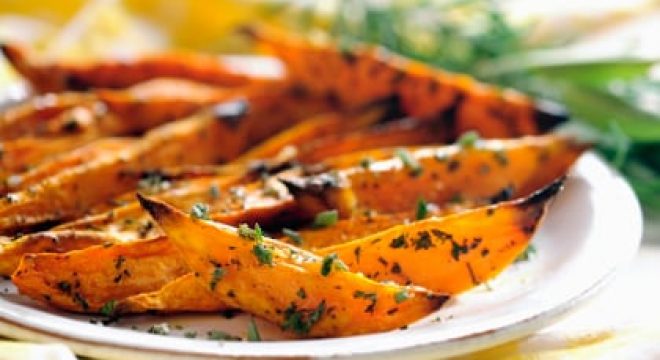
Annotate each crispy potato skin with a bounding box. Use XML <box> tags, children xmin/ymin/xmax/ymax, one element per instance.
<box><xmin>1</xmin><ymin>43</ymin><xmax>268</xmax><ymax>92</ymax></box>
<box><xmin>12</xmin><ymin>237</ymin><xmax>188</xmax><ymax>313</ymax></box>
<box><xmin>250</xmin><ymin>27</ymin><xmax>567</xmax><ymax>137</ymax></box>
<box><xmin>319</xmin><ymin>179</ymin><xmax>564</xmax><ymax>294</ymax></box>
<box><xmin>139</xmin><ymin>195</ymin><xmax>448</xmax><ymax>337</ymax></box>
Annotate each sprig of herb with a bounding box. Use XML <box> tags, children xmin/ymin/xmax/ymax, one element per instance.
<box><xmin>395</xmin><ymin>148</ymin><xmax>422</xmax><ymax>177</ymax></box>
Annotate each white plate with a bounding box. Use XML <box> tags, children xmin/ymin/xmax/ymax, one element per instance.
<box><xmin>0</xmin><ymin>152</ymin><xmax>642</xmax><ymax>359</ymax></box>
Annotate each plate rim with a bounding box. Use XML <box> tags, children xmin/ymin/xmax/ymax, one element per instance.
<box><xmin>0</xmin><ymin>152</ymin><xmax>643</xmax><ymax>359</ymax></box>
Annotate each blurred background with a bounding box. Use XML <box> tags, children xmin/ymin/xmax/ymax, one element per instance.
<box><xmin>0</xmin><ymin>0</ymin><xmax>658</xmax><ymax>240</ymax></box>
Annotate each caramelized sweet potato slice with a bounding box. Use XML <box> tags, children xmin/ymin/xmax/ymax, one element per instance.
<box><xmin>1</xmin><ymin>138</ymin><xmax>133</xmax><ymax>194</ymax></box>
<box><xmin>138</xmin><ymin>194</ymin><xmax>448</xmax><ymax>337</ymax></box>
<box><xmin>117</xmin><ymin>273</ymin><xmax>226</xmax><ymax>314</ymax></box>
<box><xmin>0</xmin><ymin>90</ymin><xmax>333</xmax><ymax>234</ymax></box>
<box><xmin>249</xmin><ymin>26</ymin><xmax>567</xmax><ymax>137</ymax></box>
<box><xmin>318</xmin><ymin>179</ymin><xmax>564</xmax><ymax>294</ymax></box>
<box><xmin>12</xmin><ymin>237</ymin><xmax>188</xmax><ymax>313</ymax></box>
<box><xmin>1</xmin><ymin>43</ymin><xmax>278</xmax><ymax>92</ymax></box>
<box><xmin>0</xmin><ymin>92</ymin><xmax>96</xmax><ymax>140</ymax></box>
<box><xmin>289</xmin><ymin>135</ymin><xmax>585</xmax><ymax>216</ymax></box>
<box><xmin>0</xmin><ymin>230</ymin><xmax>118</xmax><ymax>276</ymax></box>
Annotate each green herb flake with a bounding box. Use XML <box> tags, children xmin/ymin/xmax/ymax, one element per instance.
<box><xmin>253</xmin><ymin>243</ymin><xmax>273</xmax><ymax>266</ymax></box>
<box><xmin>457</xmin><ymin>130</ymin><xmax>480</xmax><ymax>148</ymax></box>
<box><xmin>208</xmin><ymin>184</ymin><xmax>221</xmax><ymax>199</ymax></box>
<box><xmin>207</xmin><ymin>330</ymin><xmax>239</xmax><ymax>341</ymax></box>
<box><xmin>147</xmin><ymin>323</ymin><xmax>170</xmax><ymax>335</ymax></box>
<box><xmin>209</xmin><ymin>266</ymin><xmax>226</xmax><ymax>291</ymax></box>
<box><xmin>184</xmin><ymin>331</ymin><xmax>198</xmax><ymax>338</ymax></box>
<box><xmin>415</xmin><ymin>198</ymin><xmax>428</xmax><ymax>220</ymax></box>
<box><xmin>312</xmin><ymin>209</ymin><xmax>338</xmax><ymax>228</ymax></box>
<box><xmin>395</xmin><ymin>148</ymin><xmax>423</xmax><ymax>177</ymax></box>
<box><xmin>282</xmin><ymin>228</ymin><xmax>303</xmax><ymax>245</ymax></box>
<box><xmin>190</xmin><ymin>202</ymin><xmax>210</xmax><ymax>220</ymax></box>
<box><xmin>297</xmin><ymin>287</ymin><xmax>307</xmax><ymax>299</ymax></box>
<box><xmin>246</xmin><ymin>318</ymin><xmax>262</xmax><ymax>341</ymax></box>
<box><xmin>515</xmin><ymin>244</ymin><xmax>537</xmax><ymax>262</ymax></box>
<box><xmin>282</xmin><ymin>300</ymin><xmax>326</xmax><ymax>335</ymax></box>
<box><xmin>359</xmin><ymin>157</ymin><xmax>373</xmax><ymax>170</ymax></box>
<box><xmin>320</xmin><ymin>253</ymin><xmax>347</xmax><ymax>276</ymax></box>
<box><xmin>394</xmin><ymin>290</ymin><xmax>410</xmax><ymax>304</ymax></box>
<box><xmin>238</xmin><ymin>223</ymin><xmax>264</xmax><ymax>242</ymax></box>
<box><xmin>99</xmin><ymin>299</ymin><xmax>116</xmax><ymax>317</ymax></box>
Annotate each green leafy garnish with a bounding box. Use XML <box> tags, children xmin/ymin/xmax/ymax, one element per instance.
<box><xmin>515</xmin><ymin>244</ymin><xmax>537</xmax><ymax>262</ymax></box>
<box><xmin>99</xmin><ymin>299</ymin><xmax>116</xmax><ymax>317</ymax></box>
<box><xmin>394</xmin><ymin>289</ymin><xmax>410</xmax><ymax>304</ymax></box>
<box><xmin>312</xmin><ymin>210</ymin><xmax>338</xmax><ymax>228</ymax></box>
<box><xmin>253</xmin><ymin>243</ymin><xmax>273</xmax><ymax>266</ymax></box>
<box><xmin>282</xmin><ymin>227</ymin><xmax>303</xmax><ymax>245</ymax></box>
<box><xmin>247</xmin><ymin>318</ymin><xmax>262</xmax><ymax>341</ymax></box>
<box><xmin>457</xmin><ymin>130</ymin><xmax>480</xmax><ymax>148</ymax></box>
<box><xmin>209</xmin><ymin>266</ymin><xmax>225</xmax><ymax>290</ymax></box>
<box><xmin>238</xmin><ymin>223</ymin><xmax>263</xmax><ymax>241</ymax></box>
<box><xmin>282</xmin><ymin>300</ymin><xmax>326</xmax><ymax>335</ymax></box>
<box><xmin>320</xmin><ymin>253</ymin><xmax>348</xmax><ymax>276</ymax></box>
<box><xmin>190</xmin><ymin>203</ymin><xmax>210</xmax><ymax>220</ymax></box>
<box><xmin>395</xmin><ymin>148</ymin><xmax>422</xmax><ymax>177</ymax></box>
<box><xmin>415</xmin><ymin>197</ymin><xmax>428</xmax><ymax>220</ymax></box>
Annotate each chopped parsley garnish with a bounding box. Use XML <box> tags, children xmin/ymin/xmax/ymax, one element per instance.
<box><xmin>457</xmin><ymin>130</ymin><xmax>480</xmax><ymax>148</ymax></box>
<box><xmin>207</xmin><ymin>330</ymin><xmax>239</xmax><ymax>340</ymax></box>
<box><xmin>137</xmin><ymin>173</ymin><xmax>170</xmax><ymax>194</ymax></box>
<box><xmin>320</xmin><ymin>253</ymin><xmax>348</xmax><ymax>276</ymax></box>
<box><xmin>297</xmin><ymin>287</ymin><xmax>307</xmax><ymax>299</ymax></box>
<box><xmin>252</xmin><ymin>242</ymin><xmax>273</xmax><ymax>266</ymax></box>
<box><xmin>312</xmin><ymin>209</ymin><xmax>338</xmax><ymax>228</ymax></box>
<box><xmin>99</xmin><ymin>300</ymin><xmax>116</xmax><ymax>316</ymax></box>
<box><xmin>190</xmin><ymin>202</ymin><xmax>210</xmax><ymax>220</ymax></box>
<box><xmin>353</xmin><ymin>291</ymin><xmax>378</xmax><ymax>313</ymax></box>
<box><xmin>184</xmin><ymin>331</ymin><xmax>198</xmax><ymax>338</ymax></box>
<box><xmin>238</xmin><ymin>223</ymin><xmax>263</xmax><ymax>241</ymax></box>
<box><xmin>282</xmin><ymin>228</ymin><xmax>303</xmax><ymax>245</ymax></box>
<box><xmin>208</xmin><ymin>184</ymin><xmax>221</xmax><ymax>199</ymax></box>
<box><xmin>389</xmin><ymin>235</ymin><xmax>407</xmax><ymax>248</ymax></box>
<box><xmin>394</xmin><ymin>289</ymin><xmax>410</xmax><ymax>304</ymax></box>
<box><xmin>246</xmin><ymin>318</ymin><xmax>262</xmax><ymax>341</ymax></box>
<box><xmin>147</xmin><ymin>323</ymin><xmax>170</xmax><ymax>335</ymax></box>
<box><xmin>415</xmin><ymin>198</ymin><xmax>428</xmax><ymax>220</ymax></box>
<box><xmin>515</xmin><ymin>244</ymin><xmax>537</xmax><ymax>262</ymax></box>
<box><xmin>209</xmin><ymin>266</ymin><xmax>226</xmax><ymax>291</ymax></box>
<box><xmin>281</xmin><ymin>300</ymin><xmax>326</xmax><ymax>335</ymax></box>
<box><xmin>359</xmin><ymin>157</ymin><xmax>373</xmax><ymax>169</ymax></box>
<box><xmin>395</xmin><ymin>148</ymin><xmax>422</xmax><ymax>177</ymax></box>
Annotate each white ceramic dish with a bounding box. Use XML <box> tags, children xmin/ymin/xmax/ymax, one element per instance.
<box><xmin>0</xmin><ymin>152</ymin><xmax>643</xmax><ymax>359</ymax></box>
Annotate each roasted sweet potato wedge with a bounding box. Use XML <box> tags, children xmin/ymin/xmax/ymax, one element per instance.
<box><xmin>0</xmin><ymin>230</ymin><xmax>119</xmax><ymax>276</ymax></box>
<box><xmin>0</xmin><ymin>92</ymin><xmax>96</xmax><ymax>141</ymax></box>
<box><xmin>249</xmin><ymin>26</ymin><xmax>568</xmax><ymax>137</ymax></box>
<box><xmin>0</xmin><ymin>79</ymin><xmax>253</xmax><ymax>143</ymax></box>
<box><xmin>138</xmin><ymin>194</ymin><xmax>449</xmax><ymax>337</ymax></box>
<box><xmin>12</xmin><ymin>236</ymin><xmax>189</xmax><ymax>313</ymax></box>
<box><xmin>318</xmin><ymin>178</ymin><xmax>565</xmax><ymax>294</ymax></box>
<box><xmin>289</xmin><ymin>135</ymin><xmax>585</xmax><ymax>217</ymax></box>
<box><xmin>117</xmin><ymin>273</ymin><xmax>226</xmax><ymax>314</ymax></box>
<box><xmin>1</xmin><ymin>43</ymin><xmax>279</xmax><ymax>92</ymax></box>
<box><xmin>0</xmin><ymin>90</ymin><xmax>333</xmax><ymax>234</ymax></box>
<box><xmin>1</xmin><ymin>138</ymin><xmax>133</xmax><ymax>195</ymax></box>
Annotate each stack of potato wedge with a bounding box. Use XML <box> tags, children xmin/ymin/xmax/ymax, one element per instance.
<box><xmin>0</xmin><ymin>27</ymin><xmax>585</xmax><ymax>338</ymax></box>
